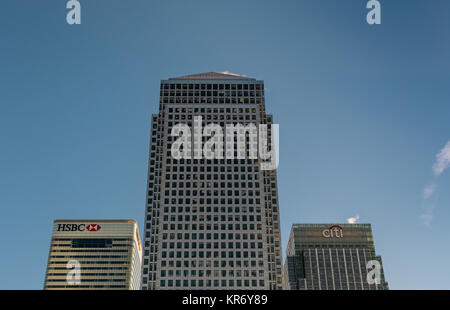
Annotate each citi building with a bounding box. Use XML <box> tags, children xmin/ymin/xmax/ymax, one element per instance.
<box><xmin>44</xmin><ymin>219</ymin><xmax>142</xmax><ymax>290</ymax></box>
<box><xmin>283</xmin><ymin>223</ymin><xmax>388</xmax><ymax>290</ymax></box>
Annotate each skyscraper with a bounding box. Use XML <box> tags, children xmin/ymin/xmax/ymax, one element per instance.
<box><xmin>283</xmin><ymin>223</ymin><xmax>389</xmax><ymax>290</ymax></box>
<box><xmin>141</xmin><ymin>72</ymin><xmax>282</xmax><ymax>290</ymax></box>
<box><xmin>44</xmin><ymin>219</ymin><xmax>142</xmax><ymax>290</ymax></box>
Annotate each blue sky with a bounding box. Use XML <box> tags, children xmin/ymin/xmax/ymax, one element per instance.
<box><xmin>1</xmin><ymin>0</ymin><xmax>449</xmax><ymax>289</ymax></box>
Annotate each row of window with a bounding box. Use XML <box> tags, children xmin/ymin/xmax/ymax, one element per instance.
<box><xmin>161</xmin><ymin>97</ymin><xmax>263</xmax><ymax>104</ymax></box>
<box><xmin>160</xmin><ymin>269</ymin><xmax>264</xmax><ymax>277</ymax></box>
<box><xmin>167</xmin><ymin>107</ymin><xmax>258</xmax><ymax>113</ymax></box>
<box><xmin>161</xmin><ymin>90</ymin><xmax>263</xmax><ymax>97</ymax></box>
<box><xmin>162</xmin><ymin>215</ymin><xmax>261</xmax><ymax>222</ymax></box>
<box><xmin>163</xmin><ymin>158</ymin><xmax>261</xmax><ymax>165</ymax></box>
<box><xmin>47</xmin><ymin>273</ymin><xmax>126</xmax><ymax>277</ymax></box>
<box><xmin>165</xmin><ymin>165</ymin><xmax>258</xmax><ymax>172</ymax></box>
<box><xmin>47</xmin><ymin>261</ymin><xmax>129</xmax><ymax>265</ymax></box>
<box><xmin>47</xmin><ymin>267</ymin><xmax>128</xmax><ymax>270</ymax></box>
<box><xmin>160</xmin><ymin>259</ymin><xmax>264</xmax><ymax>268</ymax></box>
<box><xmin>162</xmin><ymin>198</ymin><xmax>263</xmax><ymax>205</ymax></box>
<box><xmin>296</xmin><ymin>245</ymin><xmax>375</xmax><ymax>249</ymax></box>
<box><xmin>159</xmin><ymin>279</ymin><xmax>265</xmax><ymax>288</ymax></box>
<box><xmin>161</xmin><ymin>84</ymin><xmax>263</xmax><ymax>90</ymax></box>
<box><xmin>161</xmin><ymin>224</ymin><xmax>262</xmax><ymax>231</ymax></box>
<box><xmin>162</xmin><ymin>206</ymin><xmax>262</xmax><ymax>213</ymax></box>
<box><xmin>161</xmin><ymin>242</ymin><xmax>263</xmax><ymax>248</ymax></box>
<box><xmin>166</xmin><ymin>171</ymin><xmax>258</xmax><ymax>178</ymax></box>
<box><xmin>162</xmin><ymin>232</ymin><xmax>262</xmax><ymax>240</ymax></box>
<box><xmin>163</xmin><ymin>179</ymin><xmax>260</xmax><ymax>186</ymax></box>
<box><xmin>161</xmin><ymin>251</ymin><xmax>263</xmax><ymax>259</ymax></box>
<box><xmin>162</xmin><ymin>181</ymin><xmax>260</xmax><ymax>188</ymax></box>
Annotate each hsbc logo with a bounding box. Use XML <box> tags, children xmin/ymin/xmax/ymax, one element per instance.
<box><xmin>86</xmin><ymin>224</ymin><xmax>101</xmax><ymax>231</ymax></box>
<box><xmin>57</xmin><ymin>223</ymin><xmax>101</xmax><ymax>232</ymax></box>
<box><xmin>322</xmin><ymin>225</ymin><xmax>344</xmax><ymax>238</ymax></box>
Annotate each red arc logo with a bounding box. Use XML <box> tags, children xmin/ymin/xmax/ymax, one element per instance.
<box><xmin>329</xmin><ymin>225</ymin><xmax>343</xmax><ymax>230</ymax></box>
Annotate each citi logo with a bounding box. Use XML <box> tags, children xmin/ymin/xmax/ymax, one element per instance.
<box><xmin>57</xmin><ymin>223</ymin><xmax>101</xmax><ymax>232</ymax></box>
<box><xmin>322</xmin><ymin>225</ymin><xmax>344</xmax><ymax>238</ymax></box>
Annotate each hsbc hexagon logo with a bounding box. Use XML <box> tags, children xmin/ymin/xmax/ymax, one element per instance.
<box><xmin>86</xmin><ymin>224</ymin><xmax>101</xmax><ymax>232</ymax></box>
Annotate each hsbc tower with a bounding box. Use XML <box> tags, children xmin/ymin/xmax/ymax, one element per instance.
<box><xmin>44</xmin><ymin>219</ymin><xmax>142</xmax><ymax>290</ymax></box>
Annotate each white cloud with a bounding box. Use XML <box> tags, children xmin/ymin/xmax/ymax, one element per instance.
<box><xmin>420</xmin><ymin>201</ymin><xmax>435</xmax><ymax>226</ymax></box>
<box><xmin>419</xmin><ymin>141</ymin><xmax>450</xmax><ymax>226</ymax></box>
<box><xmin>419</xmin><ymin>213</ymin><xmax>433</xmax><ymax>226</ymax></box>
<box><xmin>423</xmin><ymin>184</ymin><xmax>436</xmax><ymax>199</ymax></box>
<box><xmin>432</xmin><ymin>141</ymin><xmax>450</xmax><ymax>176</ymax></box>
<box><xmin>346</xmin><ymin>214</ymin><xmax>360</xmax><ymax>224</ymax></box>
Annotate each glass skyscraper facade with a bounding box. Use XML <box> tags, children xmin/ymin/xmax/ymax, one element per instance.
<box><xmin>283</xmin><ymin>223</ymin><xmax>388</xmax><ymax>290</ymax></box>
<box><xmin>141</xmin><ymin>72</ymin><xmax>282</xmax><ymax>290</ymax></box>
